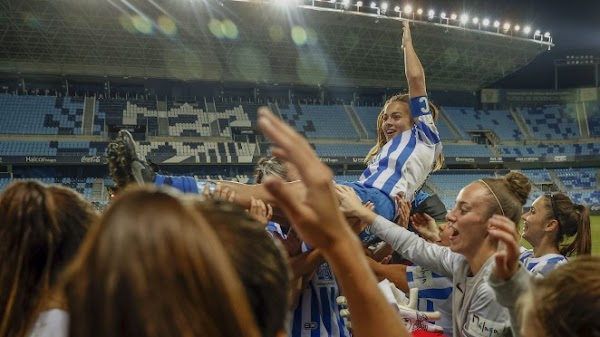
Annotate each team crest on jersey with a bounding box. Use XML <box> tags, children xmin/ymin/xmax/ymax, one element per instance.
<box><xmin>316</xmin><ymin>264</ymin><xmax>334</xmax><ymax>281</ymax></box>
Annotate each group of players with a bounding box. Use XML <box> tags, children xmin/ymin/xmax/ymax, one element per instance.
<box><xmin>1</xmin><ymin>21</ymin><xmax>598</xmax><ymax>337</ymax></box>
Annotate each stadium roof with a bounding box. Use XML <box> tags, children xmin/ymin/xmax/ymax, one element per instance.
<box><xmin>0</xmin><ymin>0</ymin><xmax>553</xmax><ymax>91</ymax></box>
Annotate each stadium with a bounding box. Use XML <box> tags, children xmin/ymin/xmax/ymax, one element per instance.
<box><xmin>0</xmin><ymin>0</ymin><xmax>598</xmax><ymax>251</ymax></box>
<box><xmin>3</xmin><ymin>1</ymin><xmax>600</xmax><ymax>337</ymax></box>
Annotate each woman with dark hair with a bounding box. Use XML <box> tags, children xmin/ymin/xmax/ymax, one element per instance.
<box><xmin>0</xmin><ymin>181</ymin><xmax>97</xmax><ymax>337</ymax></box>
<box><xmin>517</xmin><ymin>193</ymin><xmax>591</xmax><ymax>276</ymax></box>
<box><xmin>62</xmin><ymin>186</ymin><xmax>261</xmax><ymax>337</ymax></box>
<box><xmin>486</xmin><ymin>193</ymin><xmax>592</xmax><ymax>336</ymax></box>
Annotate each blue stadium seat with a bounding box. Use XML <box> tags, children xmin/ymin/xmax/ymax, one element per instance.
<box><xmin>443</xmin><ymin>106</ymin><xmax>522</xmax><ymax>141</ymax></box>
<box><xmin>0</xmin><ymin>95</ymin><xmax>84</xmax><ymax>135</ymax></box>
<box><xmin>519</xmin><ymin>105</ymin><xmax>580</xmax><ymax>140</ymax></box>
<box><xmin>279</xmin><ymin>104</ymin><xmax>358</xmax><ymax>139</ymax></box>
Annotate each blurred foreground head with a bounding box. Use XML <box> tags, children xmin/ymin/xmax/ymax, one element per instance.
<box><xmin>63</xmin><ymin>185</ymin><xmax>261</xmax><ymax>337</ymax></box>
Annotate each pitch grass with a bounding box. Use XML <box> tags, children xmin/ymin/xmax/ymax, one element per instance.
<box><xmin>520</xmin><ymin>215</ymin><xmax>600</xmax><ymax>256</ymax></box>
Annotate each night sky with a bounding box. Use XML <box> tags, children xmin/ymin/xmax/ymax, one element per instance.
<box><xmin>399</xmin><ymin>0</ymin><xmax>599</xmax><ymax>88</ymax></box>
<box><xmin>460</xmin><ymin>0</ymin><xmax>600</xmax><ymax>89</ymax></box>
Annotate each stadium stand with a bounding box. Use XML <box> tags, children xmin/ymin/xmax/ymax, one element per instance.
<box><xmin>442</xmin><ymin>106</ymin><xmax>523</xmax><ymax>141</ymax></box>
<box><xmin>443</xmin><ymin>144</ymin><xmax>493</xmax><ymax>157</ymax></box>
<box><xmin>278</xmin><ymin>104</ymin><xmax>359</xmax><ymax>139</ymax></box>
<box><xmin>313</xmin><ymin>143</ymin><xmax>373</xmax><ymax>157</ymax></box>
<box><xmin>0</xmin><ymin>94</ymin><xmax>598</xmax><ymax>212</ymax></box>
<box><xmin>0</xmin><ymin>141</ymin><xmax>107</xmax><ymax>156</ymax></box>
<box><xmin>0</xmin><ymin>94</ymin><xmax>84</xmax><ymax>135</ymax></box>
<box><xmin>497</xmin><ymin>142</ymin><xmax>600</xmax><ymax>157</ymax></box>
<box><xmin>519</xmin><ymin>105</ymin><xmax>580</xmax><ymax>140</ymax></box>
<box><xmin>353</xmin><ymin>106</ymin><xmax>380</xmax><ymax>139</ymax></box>
<box><xmin>586</xmin><ymin>101</ymin><xmax>600</xmax><ymax>138</ymax></box>
<box><xmin>555</xmin><ymin>168</ymin><xmax>597</xmax><ymax>190</ymax></box>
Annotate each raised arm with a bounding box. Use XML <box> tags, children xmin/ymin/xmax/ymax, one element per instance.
<box><xmin>403</xmin><ymin>21</ymin><xmax>426</xmax><ymax>106</ymax></box>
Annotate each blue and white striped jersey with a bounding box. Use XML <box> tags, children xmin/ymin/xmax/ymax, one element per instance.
<box><xmin>289</xmin><ymin>262</ymin><xmax>349</xmax><ymax>337</ymax></box>
<box><xmin>407</xmin><ymin>265</ymin><xmax>453</xmax><ymax>336</ymax></box>
<box><xmin>519</xmin><ymin>249</ymin><xmax>567</xmax><ymax>277</ymax></box>
<box><xmin>359</xmin><ymin>96</ymin><xmax>442</xmax><ymax>203</ymax></box>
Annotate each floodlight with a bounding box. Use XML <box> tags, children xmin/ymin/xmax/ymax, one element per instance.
<box><xmin>440</xmin><ymin>12</ymin><xmax>446</xmax><ymax>19</ymax></box>
<box><xmin>428</xmin><ymin>9</ymin><xmax>435</xmax><ymax>18</ymax></box>
<box><xmin>534</xmin><ymin>29</ymin><xmax>541</xmax><ymax>36</ymax></box>
<box><xmin>482</xmin><ymin>18</ymin><xmax>490</xmax><ymax>26</ymax></box>
<box><xmin>472</xmin><ymin>17</ymin><xmax>479</xmax><ymax>24</ymax></box>
<box><xmin>514</xmin><ymin>25</ymin><xmax>520</xmax><ymax>31</ymax></box>
<box><xmin>417</xmin><ymin>8</ymin><xmax>423</xmax><ymax>15</ymax></box>
<box><xmin>394</xmin><ymin>6</ymin><xmax>400</xmax><ymax>12</ymax></box>
<box><xmin>404</xmin><ymin>5</ymin><xmax>412</xmax><ymax>14</ymax></box>
<box><xmin>356</xmin><ymin>1</ymin><xmax>363</xmax><ymax>6</ymax></box>
<box><xmin>330</xmin><ymin>0</ymin><xmax>335</xmax><ymax>3</ymax></box>
<box><xmin>370</xmin><ymin>2</ymin><xmax>376</xmax><ymax>8</ymax></box>
<box><xmin>523</xmin><ymin>26</ymin><xmax>531</xmax><ymax>34</ymax></box>
<box><xmin>450</xmin><ymin>13</ymin><xmax>457</xmax><ymax>20</ymax></box>
<box><xmin>544</xmin><ymin>32</ymin><xmax>550</xmax><ymax>38</ymax></box>
<box><xmin>503</xmin><ymin>22</ymin><xmax>510</xmax><ymax>31</ymax></box>
<box><xmin>381</xmin><ymin>2</ymin><xmax>388</xmax><ymax>10</ymax></box>
<box><xmin>460</xmin><ymin>14</ymin><xmax>468</xmax><ymax>24</ymax></box>
<box><xmin>493</xmin><ymin>20</ymin><xmax>500</xmax><ymax>28</ymax></box>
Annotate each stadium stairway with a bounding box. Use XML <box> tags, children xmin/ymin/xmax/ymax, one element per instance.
<box><xmin>82</xmin><ymin>96</ymin><xmax>95</xmax><ymax>135</ymax></box>
<box><xmin>510</xmin><ymin>108</ymin><xmax>533</xmax><ymax>140</ymax></box>
<box><xmin>438</xmin><ymin>107</ymin><xmax>465</xmax><ymax>140</ymax></box>
<box><xmin>549</xmin><ymin>170</ymin><xmax>568</xmax><ymax>191</ymax></box>
<box><xmin>575</xmin><ymin>101</ymin><xmax>590</xmax><ymax>138</ymax></box>
<box><xmin>91</xmin><ymin>178</ymin><xmax>105</xmax><ymax>200</ymax></box>
<box><xmin>344</xmin><ymin>105</ymin><xmax>368</xmax><ymax>139</ymax></box>
<box><xmin>157</xmin><ymin>99</ymin><xmax>169</xmax><ymax>137</ymax></box>
<box><xmin>269</xmin><ymin>102</ymin><xmax>283</xmax><ymax>119</ymax></box>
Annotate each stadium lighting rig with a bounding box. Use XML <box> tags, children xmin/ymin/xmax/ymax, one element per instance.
<box><xmin>225</xmin><ymin>0</ymin><xmax>553</xmax><ymax>48</ymax></box>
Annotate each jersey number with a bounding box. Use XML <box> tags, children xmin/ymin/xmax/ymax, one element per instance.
<box><xmin>419</xmin><ymin>97</ymin><xmax>430</xmax><ymax>114</ymax></box>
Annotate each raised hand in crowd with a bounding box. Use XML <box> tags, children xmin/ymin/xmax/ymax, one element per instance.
<box><xmin>411</xmin><ymin>212</ymin><xmax>442</xmax><ymax>243</ymax></box>
<box><xmin>487</xmin><ymin>214</ymin><xmax>522</xmax><ymax>281</ymax></box>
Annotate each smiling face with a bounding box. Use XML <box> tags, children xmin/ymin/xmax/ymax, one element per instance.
<box><xmin>381</xmin><ymin>101</ymin><xmax>412</xmax><ymax>142</ymax></box>
<box><xmin>445</xmin><ymin>183</ymin><xmax>494</xmax><ymax>257</ymax></box>
<box><xmin>521</xmin><ymin>195</ymin><xmax>553</xmax><ymax>246</ymax></box>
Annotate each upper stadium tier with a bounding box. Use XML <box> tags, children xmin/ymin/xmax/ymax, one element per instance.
<box><xmin>0</xmin><ymin>0</ymin><xmax>552</xmax><ymax>91</ymax></box>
